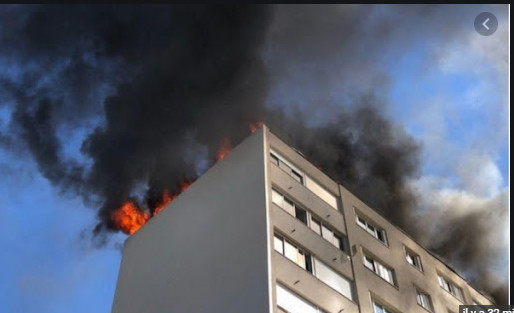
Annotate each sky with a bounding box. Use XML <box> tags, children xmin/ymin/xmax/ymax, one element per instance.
<box><xmin>0</xmin><ymin>4</ymin><xmax>510</xmax><ymax>312</ymax></box>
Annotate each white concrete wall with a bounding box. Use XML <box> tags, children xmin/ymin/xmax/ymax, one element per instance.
<box><xmin>111</xmin><ymin>129</ymin><xmax>270</xmax><ymax>313</ymax></box>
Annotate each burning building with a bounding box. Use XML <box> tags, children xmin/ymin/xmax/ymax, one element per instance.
<box><xmin>110</xmin><ymin>125</ymin><xmax>494</xmax><ymax>313</ymax></box>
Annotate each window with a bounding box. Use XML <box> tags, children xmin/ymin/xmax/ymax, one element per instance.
<box><xmin>272</xmin><ymin>188</ymin><xmax>308</xmax><ymax>226</ymax></box>
<box><xmin>311</xmin><ymin>218</ymin><xmax>322</xmax><ymax>235</ymax></box>
<box><xmin>272</xmin><ymin>188</ymin><xmax>347</xmax><ymax>253</ymax></box>
<box><xmin>310</xmin><ymin>216</ymin><xmax>343</xmax><ymax>250</ymax></box>
<box><xmin>405</xmin><ymin>247</ymin><xmax>423</xmax><ymax>271</ymax></box>
<box><xmin>304</xmin><ymin>176</ymin><xmax>338</xmax><ymax>209</ymax></box>
<box><xmin>313</xmin><ymin>258</ymin><xmax>353</xmax><ymax>300</ymax></box>
<box><xmin>372</xmin><ymin>299</ymin><xmax>397</xmax><ymax>313</ymax></box>
<box><xmin>274</xmin><ymin>234</ymin><xmax>311</xmax><ymax>271</ymax></box>
<box><xmin>291</xmin><ymin>169</ymin><xmax>304</xmax><ymax>184</ymax></box>
<box><xmin>276</xmin><ymin>283</ymin><xmax>326</xmax><ymax>313</ymax></box>
<box><xmin>416</xmin><ymin>288</ymin><xmax>434</xmax><ymax>312</ymax></box>
<box><xmin>275</xmin><ymin>233</ymin><xmax>354</xmax><ymax>301</ymax></box>
<box><xmin>438</xmin><ymin>274</ymin><xmax>464</xmax><ymax>301</ymax></box>
<box><xmin>270</xmin><ymin>151</ymin><xmax>305</xmax><ymax>184</ymax></box>
<box><xmin>363</xmin><ymin>254</ymin><xmax>395</xmax><ymax>285</ymax></box>
<box><xmin>274</xmin><ymin>235</ymin><xmax>284</xmax><ymax>254</ymax></box>
<box><xmin>356</xmin><ymin>214</ymin><xmax>387</xmax><ymax>245</ymax></box>
<box><xmin>270</xmin><ymin>150</ymin><xmax>337</xmax><ymax>209</ymax></box>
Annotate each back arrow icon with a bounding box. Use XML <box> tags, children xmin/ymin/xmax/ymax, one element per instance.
<box><xmin>475</xmin><ymin>12</ymin><xmax>497</xmax><ymax>36</ymax></box>
<box><xmin>482</xmin><ymin>18</ymin><xmax>490</xmax><ymax>30</ymax></box>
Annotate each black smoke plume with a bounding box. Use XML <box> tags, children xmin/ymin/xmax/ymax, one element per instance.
<box><xmin>0</xmin><ymin>4</ymin><xmax>507</xmax><ymax>303</ymax></box>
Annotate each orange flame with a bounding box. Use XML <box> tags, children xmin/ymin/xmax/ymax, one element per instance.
<box><xmin>179</xmin><ymin>180</ymin><xmax>192</xmax><ymax>193</ymax></box>
<box><xmin>111</xmin><ymin>201</ymin><xmax>150</xmax><ymax>235</ymax></box>
<box><xmin>153</xmin><ymin>190</ymin><xmax>176</xmax><ymax>215</ymax></box>
<box><xmin>249</xmin><ymin>121</ymin><xmax>263</xmax><ymax>133</ymax></box>
<box><xmin>152</xmin><ymin>180</ymin><xmax>193</xmax><ymax>215</ymax></box>
<box><xmin>112</xmin><ymin>134</ymin><xmax>234</xmax><ymax>235</ymax></box>
<box><xmin>111</xmin><ymin>179</ymin><xmax>195</xmax><ymax>234</ymax></box>
<box><xmin>216</xmin><ymin>137</ymin><xmax>232</xmax><ymax>161</ymax></box>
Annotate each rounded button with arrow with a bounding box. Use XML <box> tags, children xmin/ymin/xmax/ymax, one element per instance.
<box><xmin>474</xmin><ymin>12</ymin><xmax>498</xmax><ymax>36</ymax></box>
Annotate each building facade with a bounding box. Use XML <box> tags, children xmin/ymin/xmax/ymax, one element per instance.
<box><xmin>111</xmin><ymin>126</ymin><xmax>494</xmax><ymax>313</ymax></box>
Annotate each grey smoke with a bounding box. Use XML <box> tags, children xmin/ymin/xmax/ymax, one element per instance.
<box><xmin>0</xmin><ymin>4</ymin><xmax>507</xmax><ymax>303</ymax></box>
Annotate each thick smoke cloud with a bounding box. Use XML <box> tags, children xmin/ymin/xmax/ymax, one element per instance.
<box><xmin>267</xmin><ymin>103</ymin><xmax>421</xmax><ymax>237</ymax></box>
<box><xmin>0</xmin><ymin>4</ymin><xmax>507</xmax><ymax>303</ymax></box>
<box><xmin>1</xmin><ymin>4</ymin><xmax>271</xmax><ymax>233</ymax></box>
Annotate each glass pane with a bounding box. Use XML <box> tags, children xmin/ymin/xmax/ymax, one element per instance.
<box><xmin>314</xmin><ymin>258</ymin><xmax>353</xmax><ymax>300</ymax></box>
<box><xmin>385</xmin><ymin>268</ymin><xmax>393</xmax><ymax>284</ymax></box>
<box><xmin>332</xmin><ymin>234</ymin><xmax>341</xmax><ymax>249</ymax></box>
<box><xmin>364</xmin><ymin>256</ymin><xmax>375</xmax><ymax>271</ymax></box>
<box><xmin>367</xmin><ymin>224</ymin><xmax>376</xmax><ymax>237</ymax></box>
<box><xmin>423</xmin><ymin>295</ymin><xmax>432</xmax><ymax>311</ymax></box>
<box><xmin>297</xmin><ymin>250</ymin><xmax>306</xmax><ymax>269</ymax></box>
<box><xmin>406</xmin><ymin>253</ymin><xmax>414</xmax><ymax>265</ymax></box>
<box><xmin>438</xmin><ymin>275</ymin><xmax>444</xmax><ymax>287</ymax></box>
<box><xmin>414</xmin><ymin>256</ymin><xmax>421</xmax><ymax>269</ymax></box>
<box><xmin>284</xmin><ymin>240</ymin><xmax>298</xmax><ymax>263</ymax></box>
<box><xmin>378</xmin><ymin>263</ymin><xmax>391</xmax><ymax>282</ymax></box>
<box><xmin>305</xmin><ymin>253</ymin><xmax>313</xmax><ymax>274</ymax></box>
<box><xmin>295</xmin><ymin>207</ymin><xmax>308</xmax><ymax>225</ymax></box>
<box><xmin>276</xmin><ymin>284</ymin><xmax>318</xmax><ymax>313</ymax></box>
<box><xmin>272</xmin><ymin>189</ymin><xmax>283</xmax><ymax>207</ymax></box>
<box><xmin>283</xmin><ymin>198</ymin><xmax>295</xmax><ymax>216</ymax></box>
<box><xmin>274</xmin><ymin>235</ymin><xmax>284</xmax><ymax>254</ymax></box>
<box><xmin>304</xmin><ymin>176</ymin><xmax>338</xmax><ymax>209</ymax></box>
<box><xmin>417</xmin><ymin>291</ymin><xmax>431</xmax><ymax>310</ymax></box>
<box><xmin>322</xmin><ymin>224</ymin><xmax>333</xmax><ymax>241</ymax></box>
<box><xmin>454</xmin><ymin>286</ymin><xmax>463</xmax><ymax>300</ymax></box>
<box><xmin>310</xmin><ymin>218</ymin><xmax>322</xmax><ymax>235</ymax></box>
<box><xmin>372</xmin><ymin>302</ymin><xmax>384</xmax><ymax>313</ymax></box>
<box><xmin>441</xmin><ymin>278</ymin><xmax>450</xmax><ymax>292</ymax></box>
<box><xmin>377</xmin><ymin>230</ymin><xmax>386</xmax><ymax>243</ymax></box>
<box><xmin>291</xmin><ymin>170</ymin><xmax>304</xmax><ymax>184</ymax></box>
<box><xmin>357</xmin><ymin>216</ymin><xmax>367</xmax><ymax>227</ymax></box>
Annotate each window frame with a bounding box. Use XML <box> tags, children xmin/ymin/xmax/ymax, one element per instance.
<box><xmin>269</xmin><ymin>150</ymin><xmax>338</xmax><ymax>210</ymax></box>
<box><xmin>276</xmin><ymin>283</ymin><xmax>327</xmax><ymax>313</ymax></box>
<box><xmin>312</xmin><ymin>257</ymin><xmax>354</xmax><ymax>300</ymax></box>
<box><xmin>362</xmin><ymin>252</ymin><xmax>396</xmax><ymax>286</ymax></box>
<box><xmin>271</xmin><ymin>188</ymin><xmax>308</xmax><ymax>226</ymax></box>
<box><xmin>437</xmin><ymin>273</ymin><xmax>464</xmax><ymax>302</ymax></box>
<box><xmin>274</xmin><ymin>233</ymin><xmax>312</xmax><ymax>272</ymax></box>
<box><xmin>274</xmin><ymin>232</ymin><xmax>355</xmax><ymax>301</ymax></box>
<box><xmin>355</xmin><ymin>213</ymin><xmax>388</xmax><ymax>246</ymax></box>
<box><xmin>270</xmin><ymin>150</ymin><xmax>305</xmax><ymax>182</ymax></box>
<box><xmin>371</xmin><ymin>298</ymin><xmax>399</xmax><ymax>313</ymax></box>
<box><xmin>404</xmin><ymin>246</ymin><xmax>423</xmax><ymax>272</ymax></box>
<box><xmin>415</xmin><ymin>287</ymin><xmax>434</xmax><ymax>312</ymax></box>
<box><xmin>272</xmin><ymin>187</ymin><xmax>348</xmax><ymax>254</ymax></box>
<box><xmin>311</xmin><ymin>215</ymin><xmax>344</xmax><ymax>250</ymax></box>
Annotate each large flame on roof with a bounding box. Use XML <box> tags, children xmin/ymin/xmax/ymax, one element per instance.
<box><xmin>111</xmin><ymin>123</ymin><xmax>260</xmax><ymax>235</ymax></box>
<box><xmin>153</xmin><ymin>181</ymin><xmax>192</xmax><ymax>216</ymax></box>
<box><xmin>111</xmin><ymin>201</ymin><xmax>150</xmax><ymax>235</ymax></box>
<box><xmin>112</xmin><ymin>181</ymin><xmax>193</xmax><ymax>235</ymax></box>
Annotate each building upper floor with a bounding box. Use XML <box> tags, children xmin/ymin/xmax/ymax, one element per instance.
<box><xmin>264</xmin><ymin>126</ymin><xmax>494</xmax><ymax>313</ymax></box>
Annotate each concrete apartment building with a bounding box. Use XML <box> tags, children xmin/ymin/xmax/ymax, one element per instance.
<box><xmin>111</xmin><ymin>125</ymin><xmax>494</xmax><ymax>313</ymax></box>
